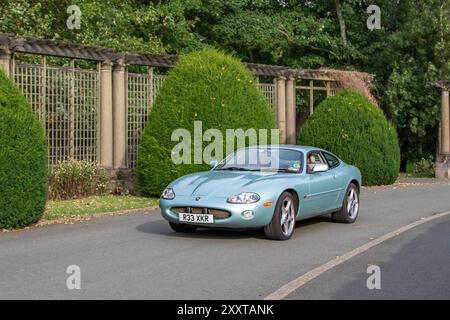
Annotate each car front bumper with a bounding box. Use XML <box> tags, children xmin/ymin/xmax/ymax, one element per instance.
<box><xmin>159</xmin><ymin>195</ymin><xmax>276</xmax><ymax>229</ymax></box>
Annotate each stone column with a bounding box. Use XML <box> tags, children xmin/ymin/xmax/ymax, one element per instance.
<box><xmin>100</xmin><ymin>60</ymin><xmax>114</xmax><ymax>169</ymax></box>
<box><xmin>276</xmin><ymin>77</ymin><xmax>287</xmax><ymax>144</ymax></box>
<box><xmin>441</xmin><ymin>89</ymin><xmax>450</xmax><ymax>155</ymax></box>
<box><xmin>0</xmin><ymin>46</ymin><xmax>11</xmax><ymax>77</ymax></box>
<box><xmin>112</xmin><ymin>59</ymin><xmax>127</xmax><ymax>169</ymax></box>
<box><xmin>436</xmin><ymin>89</ymin><xmax>450</xmax><ymax>179</ymax></box>
<box><xmin>285</xmin><ymin>77</ymin><xmax>297</xmax><ymax>145</ymax></box>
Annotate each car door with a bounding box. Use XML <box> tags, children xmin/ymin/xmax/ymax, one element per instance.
<box><xmin>302</xmin><ymin>151</ymin><xmax>340</xmax><ymax>217</ymax></box>
<box><xmin>321</xmin><ymin>151</ymin><xmax>347</xmax><ymax>210</ymax></box>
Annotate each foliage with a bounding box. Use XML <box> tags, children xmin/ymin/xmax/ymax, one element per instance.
<box><xmin>1</xmin><ymin>0</ymin><xmax>450</xmax><ymax>167</ymax></box>
<box><xmin>136</xmin><ymin>48</ymin><xmax>276</xmax><ymax>196</ymax></box>
<box><xmin>0</xmin><ymin>70</ymin><xmax>48</xmax><ymax>229</ymax></box>
<box><xmin>298</xmin><ymin>90</ymin><xmax>400</xmax><ymax>186</ymax></box>
<box><xmin>414</xmin><ymin>157</ymin><xmax>436</xmax><ymax>177</ymax></box>
<box><xmin>385</xmin><ymin>62</ymin><xmax>440</xmax><ymax>168</ymax></box>
<box><xmin>0</xmin><ymin>0</ymin><xmax>200</xmax><ymax>54</ymax></box>
<box><xmin>48</xmin><ymin>159</ymin><xmax>109</xmax><ymax>200</ymax></box>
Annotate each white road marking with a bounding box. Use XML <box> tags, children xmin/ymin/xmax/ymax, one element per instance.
<box><xmin>264</xmin><ymin>210</ymin><xmax>450</xmax><ymax>300</ymax></box>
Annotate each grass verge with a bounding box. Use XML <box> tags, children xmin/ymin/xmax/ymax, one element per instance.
<box><xmin>43</xmin><ymin>195</ymin><xmax>159</xmax><ymax>221</ymax></box>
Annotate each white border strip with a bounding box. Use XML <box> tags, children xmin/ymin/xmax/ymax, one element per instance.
<box><xmin>264</xmin><ymin>210</ymin><xmax>450</xmax><ymax>300</ymax></box>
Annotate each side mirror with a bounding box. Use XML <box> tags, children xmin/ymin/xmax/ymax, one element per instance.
<box><xmin>209</xmin><ymin>160</ymin><xmax>219</xmax><ymax>169</ymax></box>
<box><xmin>312</xmin><ymin>163</ymin><xmax>329</xmax><ymax>173</ymax></box>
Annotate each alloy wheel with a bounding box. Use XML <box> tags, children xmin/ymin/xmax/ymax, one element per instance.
<box><xmin>280</xmin><ymin>196</ymin><xmax>295</xmax><ymax>236</ymax></box>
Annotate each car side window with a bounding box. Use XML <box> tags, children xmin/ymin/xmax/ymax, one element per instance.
<box><xmin>322</xmin><ymin>152</ymin><xmax>340</xmax><ymax>169</ymax></box>
<box><xmin>306</xmin><ymin>151</ymin><xmax>326</xmax><ymax>173</ymax></box>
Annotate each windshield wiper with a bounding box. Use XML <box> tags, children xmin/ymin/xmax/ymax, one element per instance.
<box><xmin>218</xmin><ymin>167</ymin><xmax>259</xmax><ymax>171</ymax></box>
<box><xmin>277</xmin><ymin>168</ymin><xmax>293</xmax><ymax>172</ymax></box>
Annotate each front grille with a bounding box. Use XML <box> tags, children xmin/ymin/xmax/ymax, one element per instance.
<box><xmin>171</xmin><ymin>207</ymin><xmax>231</xmax><ymax>219</ymax></box>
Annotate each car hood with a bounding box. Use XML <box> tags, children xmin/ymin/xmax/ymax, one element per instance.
<box><xmin>171</xmin><ymin>170</ymin><xmax>290</xmax><ymax>197</ymax></box>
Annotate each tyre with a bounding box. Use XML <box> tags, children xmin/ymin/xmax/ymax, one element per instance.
<box><xmin>169</xmin><ymin>222</ymin><xmax>198</xmax><ymax>233</ymax></box>
<box><xmin>332</xmin><ymin>183</ymin><xmax>359</xmax><ymax>223</ymax></box>
<box><xmin>264</xmin><ymin>191</ymin><xmax>297</xmax><ymax>240</ymax></box>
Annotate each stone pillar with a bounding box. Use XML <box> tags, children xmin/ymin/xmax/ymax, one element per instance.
<box><xmin>100</xmin><ymin>60</ymin><xmax>114</xmax><ymax>169</ymax></box>
<box><xmin>112</xmin><ymin>59</ymin><xmax>127</xmax><ymax>169</ymax></box>
<box><xmin>441</xmin><ymin>90</ymin><xmax>450</xmax><ymax>155</ymax></box>
<box><xmin>436</xmin><ymin>89</ymin><xmax>450</xmax><ymax>179</ymax></box>
<box><xmin>276</xmin><ymin>77</ymin><xmax>287</xmax><ymax>144</ymax></box>
<box><xmin>0</xmin><ymin>46</ymin><xmax>11</xmax><ymax>77</ymax></box>
<box><xmin>435</xmin><ymin>157</ymin><xmax>450</xmax><ymax>179</ymax></box>
<box><xmin>285</xmin><ymin>77</ymin><xmax>296</xmax><ymax>145</ymax></box>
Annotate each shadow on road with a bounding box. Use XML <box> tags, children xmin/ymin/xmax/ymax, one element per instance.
<box><xmin>135</xmin><ymin>215</ymin><xmax>331</xmax><ymax>240</ymax></box>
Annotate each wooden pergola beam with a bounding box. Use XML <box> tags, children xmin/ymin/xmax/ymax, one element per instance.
<box><xmin>0</xmin><ymin>33</ymin><xmax>342</xmax><ymax>80</ymax></box>
<box><xmin>431</xmin><ymin>80</ymin><xmax>450</xmax><ymax>90</ymax></box>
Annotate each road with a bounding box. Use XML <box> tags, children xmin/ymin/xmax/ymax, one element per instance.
<box><xmin>1</xmin><ymin>181</ymin><xmax>450</xmax><ymax>299</ymax></box>
<box><xmin>287</xmin><ymin>213</ymin><xmax>450</xmax><ymax>299</ymax></box>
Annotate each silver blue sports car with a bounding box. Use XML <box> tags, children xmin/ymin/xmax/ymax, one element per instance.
<box><xmin>159</xmin><ymin>145</ymin><xmax>361</xmax><ymax>240</ymax></box>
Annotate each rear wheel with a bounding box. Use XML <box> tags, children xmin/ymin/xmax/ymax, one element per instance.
<box><xmin>264</xmin><ymin>191</ymin><xmax>297</xmax><ymax>240</ymax></box>
<box><xmin>332</xmin><ymin>183</ymin><xmax>359</xmax><ymax>223</ymax></box>
<box><xmin>169</xmin><ymin>222</ymin><xmax>197</xmax><ymax>233</ymax></box>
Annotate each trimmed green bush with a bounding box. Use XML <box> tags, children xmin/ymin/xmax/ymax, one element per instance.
<box><xmin>298</xmin><ymin>90</ymin><xmax>400</xmax><ymax>185</ymax></box>
<box><xmin>137</xmin><ymin>48</ymin><xmax>276</xmax><ymax>196</ymax></box>
<box><xmin>0</xmin><ymin>70</ymin><xmax>48</xmax><ymax>228</ymax></box>
<box><xmin>48</xmin><ymin>159</ymin><xmax>109</xmax><ymax>200</ymax></box>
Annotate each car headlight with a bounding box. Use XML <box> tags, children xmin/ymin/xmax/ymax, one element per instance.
<box><xmin>227</xmin><ymin>192</ymin><xmax>260</xmax><ymax>204</ymax></box>
<box><xmin>161</xmin><ymin>187</ymin><xmax>175</xmax><ymax>200</ymax></box>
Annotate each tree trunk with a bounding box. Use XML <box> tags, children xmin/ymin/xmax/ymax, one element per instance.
<box><xmin>335</xmin><ymin>0</ymin><xmax>348</xmax><ymax>45</ymax></box>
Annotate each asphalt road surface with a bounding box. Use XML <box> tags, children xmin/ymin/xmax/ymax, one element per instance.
<box><xmin>1</xmin><ymin>182</ymin><xmax>450</xmax><ymax>299</ymax></box>
<box><xmin>287</xmin><ymin>213</ymin><xmax>450</xmax><ymax>299</ymax></box>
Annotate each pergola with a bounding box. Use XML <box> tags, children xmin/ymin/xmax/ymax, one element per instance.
<box><xmin>0</xmin><ymin>34</ymin><xmax>374</xmax><ymax>172</ymax></box>
<box><xmin>0</xmin><ymin>34</ymin><xmax>346</xmax><ymax>146</ymax></box>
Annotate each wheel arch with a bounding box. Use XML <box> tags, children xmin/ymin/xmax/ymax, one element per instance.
<box><xmin>349</xmin><ymin>179</ymin><xmax>360</xmax><ymax>193</ymax></box>
<box><xmin>284</xmin><ymin>188</ymin><xmax>300</xmax><ymax>216</ymax></box>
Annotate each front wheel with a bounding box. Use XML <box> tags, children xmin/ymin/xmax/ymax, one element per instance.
<box><xmin>169</xmin><ymin>222</ymin><xmax>197</xmax><ymax>233</ymax></box>
<box><xmin>332</xmin><ymin>183</ymin><xmax>359</xmax><ymax>223</ymax></box>
<box><xmin>264</xmin><ymin>191</ymin><xmax>297</xmax><ymax>240</ymax></box>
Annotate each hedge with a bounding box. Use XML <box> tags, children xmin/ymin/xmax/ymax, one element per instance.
<box><xmin>298</xmin><ymin>90</ymin><xmax>400</xmax><ymax>185</ymax></box>
<box><xmin>0</xmin><ymin>70</ymin><xmax>48</xmax><ymax>228</ymax></box>
<box><xmin>136</xmin><ymin>48</ymin><xmax>276</xmax><ymax>196</ymax></box>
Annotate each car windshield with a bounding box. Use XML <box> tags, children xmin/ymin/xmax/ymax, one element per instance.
<box><xmin>214</xmin><ymin>147</ymin><xmax>303</xmax><ymax>173</ymax></box>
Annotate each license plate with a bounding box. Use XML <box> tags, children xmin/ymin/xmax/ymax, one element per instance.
<box><xmin>179</xmin><ymin>213</ymin><xmax>214</xmax><ymax>224</ymax></box>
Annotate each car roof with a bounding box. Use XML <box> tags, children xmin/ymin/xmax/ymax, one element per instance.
<box><xmin>244</xmin><ymin>144</ymin><xmax>324</xmax><ymax>153</ymax></box>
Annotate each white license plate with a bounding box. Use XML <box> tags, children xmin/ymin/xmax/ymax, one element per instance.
<box><xmin>178</xmin><ymin>213</ymin><xmax>214</xmax><ymax>224</ymax></box>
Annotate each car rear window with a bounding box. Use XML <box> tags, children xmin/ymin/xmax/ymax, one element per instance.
<box><xmin>323</xmin><ymin>152</ymin><xmax>340</xmax><ymax>168</ymax></box>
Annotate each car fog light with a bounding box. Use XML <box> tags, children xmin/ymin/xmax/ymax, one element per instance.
<box><xmin>241</xmin><ymin>210</ymin><xmax>254</xmax><ymax>220</ymax></box>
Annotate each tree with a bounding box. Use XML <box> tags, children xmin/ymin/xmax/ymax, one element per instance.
<box><xmin>335</xmin><ymin>0</ymin><xmax>348</xmax><ymax>45</ymax></box>
<box><xmin>1</xmin><ymin>0</ymin><xmax>449</xmax><ymax>169</ymax></box>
